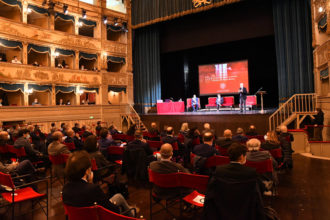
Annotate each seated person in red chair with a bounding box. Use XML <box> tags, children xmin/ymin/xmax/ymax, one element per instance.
<box><xmin>203</xmin><ymin>143</ymin><xmax>267</xmax><ymax>220</ymax></box>
<box><xmin>150</xmin><ymin>144</ymin><xmax>192</xmax><ymax>199</ymax></box>
<box><xmin>191</xmin><ymin>94</ymin><xmax>199</xmax><ymax>112</ymax></box>
<box><xmin>262</xmin><ymin>131</ymin><xmax>281</xmax><ymax>151</ymax></box>
<box><xmin>215</xmin><ymin>129</ymin><xmax>234</xmax><ymax>149</ymax></box>
<box><xmin>232</xmin><ymin>127</ymin><xmax>248</xmax><ymax>143</ymax></box>
<box><xmin>65</xmin><ymin>129</ymin><xmax>84</xmax><ymax>151</ymax></box>
<box><xmin>193</xmin><ymin>132</ymin><xmax>218</xmax><ymax>158</ymax></box>
<box><xmin>98</xmin><ymin>129</ymin><xmax>117</xmax><ymax>158</ymax></box>
<box><xmin>246</xmin><ymin>125</ymin><xmax>258</xmax><ymax>136</ymax></box>
<box><xmin>127</xmin><ymin>130</ymin><xmax>153</xmax><ymax>157</ymax></box>
<box><xmin>62</xmin><ymin>151</ymin><xmax>137</xmax><ymax>217</ymax></box>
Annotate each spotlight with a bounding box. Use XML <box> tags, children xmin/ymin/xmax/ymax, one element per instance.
<box><xmin>82</xmin><ymin>9</ymin><xmax>87</xmax><ymax>19</ymax></box>
<box><xmin>27</xmin><ymin>8</ymin><xmax>32</xmax><ymax>14</ymax></box>
<box><xmin>103</xmin><ymin>16</ymin><xmax>108</xmax><ymax>24</ymax></box>
<box><xmin>63</xmin><ymin>5</ymin><xmax>68</xmax><ymax>14</ymax></box>
<box><xmin>318</xmin><ymin>7</ymin><xmax>323</xmax><ymax>13</ymax></box>
<box><xmin>78</xmin><ymin>22</ymin><xmax>83</xmax><ymax>27</ymax></box>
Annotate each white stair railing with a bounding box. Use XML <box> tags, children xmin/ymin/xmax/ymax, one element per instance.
<box><xmin>269</xmin><ymin>93</ymin><xmax>316</xmax><ymax>131</ymax></box>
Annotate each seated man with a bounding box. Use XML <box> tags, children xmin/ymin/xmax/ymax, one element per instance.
<box><xmin>161</xmin><ymin>126</ymin><xmax>181</xmax><ymax>157</ymax></box>
<box><xmin>127</xmin><ymin>130</ymin><xmax>153</xmax><ymax>157</ymax></box>
<box><xmin>64</xmin><ymin>129</ymin><xmax>83</xmax><ymax>151</ymax></box>
<box><xmin>232</xmin><ymin>127</ymin><xmax>248</xmax><ymax>142</ymax></box>
<box><xmin>246</xmin><ymin>125</ymin><xmax>258</xmax><ymax>136</ymax></box>
<box><xmin>191</xmin><ymin>94</ymin><xmax>199</xmax><ymax>112</ymax></box>
<box><xmin>203</xmin><ymin>143</ymin><xmax>266</xmax><ymax>220</ymax></box>
<box><xmin>14</xmin><ymin>129</ymin><xmax>44</xmax><ymax>162</ymax></box>
<box><xmin>215</xmin><ymin>129</ymin><xmax>234</xmax><ymax>149</ymax></box>
<box><xmin>98</xmin><ymin>129</ymin><xmax>117</xmax><ymax>159</ymax></box>
<box><xmin>95</xmin><ymin>121</ymin><xmax>102</xmax><ymax>136</ymax></box>
<box><xmin>62</xmin><ymin>151</ymin><xmax>137</xmax><ymax>217</ymax></box>
<box><xmin>150</xmin><ymin>143</ymin><xmax>191</xmax><ymax>199</ymax></box>
<box><xmin>193</xmin><ymin>132</ymin><xmax>218</xmax><ymax>158</ymax></box>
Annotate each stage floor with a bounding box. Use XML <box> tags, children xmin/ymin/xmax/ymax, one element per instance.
<box><xmin>141</xmin><ymin>108</ymin><xmax>276</xmax><ymax>137</ymax></box>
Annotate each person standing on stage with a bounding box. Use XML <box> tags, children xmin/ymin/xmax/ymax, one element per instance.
<box><xmin>192</xmin><ymin>94</ymin><xmax>199</xmax><ymax>112</ymax></box>
<box><xmin>216</xmin><ymin>94</ymin><xmax>223</xmax><ymax>111</ymax></box>
<box><xmin>238</xmin><ymin>83</ymin><xmax>247</xmax><ymax>112</ymax></box>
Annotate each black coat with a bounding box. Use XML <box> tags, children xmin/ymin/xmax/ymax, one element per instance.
<box><xmin>126</xmin><ymin>139</ymin><xmax>152</xmax><ymax>156</ymax></box>
<box><xmin>203</xmin><ymin>163</ymin><xmax>265</xmax><ymax>220</ymax></box>
<box><xmin>193</xmin><ymin>144</ymin><xmax>218</xmax><ymax>158</ymax></box>
<box><xmin>62</xmin><ymin>179</ymin><xmax>119</xmax><ymax>213</ymax></box>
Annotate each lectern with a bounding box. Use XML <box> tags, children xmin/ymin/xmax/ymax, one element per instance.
<box><xmin>257</xmin><ymin>91</ymin><xmax>267</xmax><ymax>113</ymax></box>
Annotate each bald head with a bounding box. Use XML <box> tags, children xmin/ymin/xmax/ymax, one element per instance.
<box><xmin>160</xmin><ymin>143</ymin><xmax>173</xmax><ymax>159</ymax></box>
<box><xmin>203</xmin><ymin>131</ymin><xmax>214</xmax><ymax>143</ymax></box>
<box><xmin>224</xmin><ymin>129</ymin><xmax>232</xmax><ymax>138</ymax></box>
<box><xmin>204</xmin><ymin>123</ymin><xmax>210</xmax><ymax>130</ymax></box>
<box><xmin>0</xmin><ymin>131</ymin><xmax>9</xmax><ymax>140</ymax></box>
<box><xmin>166</xmin><ymin>126</ymin><xmax>174</xmax><ymax>135</ymax></box>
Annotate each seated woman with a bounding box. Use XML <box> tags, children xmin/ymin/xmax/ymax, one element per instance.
<box><xmin>62</xmin><ymin>151</ymin><xmax>137</xmax><ymax>217</ymax></box>
<box><xmin>98</xmin><ymin>129</ymin><xmax>116</xmax><ymax>159</ymax></box>
<box><xmin>262</xmin><ymin>131</ymin><xmax>281</xmax><ymax>150</ymax></box>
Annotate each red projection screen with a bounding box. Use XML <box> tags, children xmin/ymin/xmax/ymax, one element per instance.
<box><xmin>198</xmin><ymin>60</ymin><xmax>249</xmax><ymax>96</ymax></box>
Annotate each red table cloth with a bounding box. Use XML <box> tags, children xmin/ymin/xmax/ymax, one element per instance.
<box><xmin>157</xmin><ymin>101</ymin><xmax>185</xmax><ymax>113</ymax></box>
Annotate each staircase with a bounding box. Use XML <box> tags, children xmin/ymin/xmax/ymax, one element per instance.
<box><xmin>127</xmin><ymin>104</ymin><xmax>148</xmax><ymax>132</ymax></box>
<box><xmin>269</xmin><ymin>93</ymin><xmax>317</xmax><ymax>130</ymax></box>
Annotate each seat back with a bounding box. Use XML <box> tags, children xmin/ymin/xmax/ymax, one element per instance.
<box><xmin>148</xmin><ymin>169</ymin><xmax>180</xmax><ymax>188</ymax></box>
<box><xmin>107</xmin><ymin>146</ymin><xmax>125</xmax><ymax>155</ymax></box>
<box><xmin>222</xmin><ymin>96</ymin><xmax>234</xmax><ymax>106</ymax></box>
<box><xmin>64</xmin><ymin>142</ymin><xmax>76</xmax><ymax>151</ymax></box>
<box><xmin>49</xmin><ymin>154</ymin><xmax>69</xmax><ymax>165</ymax></box>
<box><xmin>186</xmin><ymin>98</ymin><xmax>192</xmax><ymax>108</ymax></box>
<box><xmin>247</xmin><ymin>135</ymin><xmax>265</xmax><ymax>142</ymax></box>
<box><xmin>147</xmin><ymin>140</ymin><xmax>163</xmax><ymax>150</ymax></box>
<box><xmin>246</xmin><ymin>95</ymin><xmax>257</xmax><ymax>106</ymax></box>
<box><xmin>217</xmin><ymin>146</ymin><xmax>228</xmax><ymax>156</ymax></box>
<box><xmin>269</xmin><ymin>148</ymin><xmax>282</xmax><ymax>159</ymax></box>
<box><xmin>208</xmin><ymin>97</ymin><xmax>217</xmax><ymax>106</ymax></box>
<box><xmin>171</xmin><ymin>141</ymin><xmax>179</xmax><ymax>151</ymax></box>
<box><xmin>245</xmin><ymin>159</ymin><xmax>273</xmax><ymax>174</ymax></box>
<box><xmin>179</xmin><ymin>173</ymin><xmax>209</xmax><ymax>191</ymax></box>
<box><xmin>91</xmin><ymin>158</ymin><xmax>98</xmax><ymax>171</ymax></box>
<box><xmin>0</xmin><ymin>172</ymin><xmax>15</xmax><ymax>189</ymax></box>
<box><xmin>0</xmin><ymin>144</ymin><xmax>8</xmax><ymax>153</ymax></box>
<box><xmin>98</xmin><ymin>205</ymin><xmax>143</xmax><ymax>220</ymax></box>
<box><xmin>63</xmin><ymin>204</ymin><xmax>99</xmax><ymax>220</ymax></box>
<box><xmin>204</xmin><ymin>155</ymin><xmax>230</xmax><ymax>168</ymax></box>
<box><xmin>7</xmin><ymin>145</ymin><xmax>27</xmax><ymax>158</ymax></box>
<box><xmin>177</xmin><ymin>133</ymin><xmax>184</xmax><ymax>144</ymax></box>
<box><xmin>112</xmin><ymin>134</ymin><xmax>134</xmax><ymax>142</ymax></box>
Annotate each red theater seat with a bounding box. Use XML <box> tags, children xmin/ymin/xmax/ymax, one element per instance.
<box><xmin>222</xmin><ymin>96</ymin><xmax>234</xmax><ymax>108</ymax></box>
<box><xmin>205</xmin><ymin>97</ymin><xmax>217</xmax><ymax>108</ymax></box>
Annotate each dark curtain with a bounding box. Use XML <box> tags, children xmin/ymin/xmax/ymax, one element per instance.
<box><xmin>272</xmin><ymin>0</ymin><xmax>314</xmax><ymax>103</ymax></box>
<box><xmin>55</xmin><ymin>48</ymin><xmax>75</xmax><ymax>56</ymax></box>
<box><xmin>28</xmin><ymin>84</ymin><xmax>51</xmax><ymax>92</ymax></box>
<box><xmin>55</xmin><ymin>12</ymin><xmax>75</xmax><ymax>23</ymax></box>
<box><xmin>79</xmin><ymin>52</ymin><xmax>97</xmax><ymax>60</ymax></box>
<box><xmin>28</xmin><ymin>44</ymin><xmax>50</xmax><ymax>54</ymax></box>
<box><xmin>133</xmin><ymin>25</ymin><xmax>161</xmax><ymax>113</ymax></box>
<box><xmin>0</xmin><ymin>0</ymin><xmax>22</xmax><ymax>9</ymax></box>
<box><xmin>107</xmin><ymin>56</ymin><xmax>125</xmax><ymax>64</ymax></box>
<box><xmin>55</xmin><ymin>86</ymin><xmax>75</xmax><ymax>93</ymax></box>
<box><xmin>0</xmin><ymin>38</ymin><xmax>22</xmax><ymax>49</ymax></box>
<box><xmin>78</xmin><ymin>18</ymin><xmax>97</xmax><ymax>27</ymax></box>
<box><xmin>81</xmin><ymin>87</ymin><xmax>99</xmax><ymax>94</ymax></box>
<box><xmin>28</xmin><ymin>4</ymin><xmax>49</xmax><ymax>15</ymax></box>
<box><xmin>107</xmin><ymin>24</ymin><xmax>122</xmax><ymax>32</ymax></box>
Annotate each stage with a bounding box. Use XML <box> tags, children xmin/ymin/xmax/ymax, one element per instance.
<box><xmin>141</xmin><ymin>109</ymin><xmax>275</xmax><ymax>137</ymax></box>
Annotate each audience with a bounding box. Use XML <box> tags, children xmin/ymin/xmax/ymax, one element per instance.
<box><xmin>262</xmin><ymin>131</ymin><xmax>281</xmax><ymax>150</ymax></box>
<box><xmin>279</xmin><ymin>125</ymin><xmax>294</xmax><ymax>169</ymax></box>
<box><xmin>109</xmin><ymin>125</ymin><xmax>119</xmax><ymax>135</ymax></box>
<box><xmin>126</xmin><ymin>124</ymin><xmax>136</xmax><ymax>136</ymax></box>
<box><xmin>216</xmin><ymin>129</ymin><xmax>233</xmax><ymax>149</ymax></box>
<box><xmin>232</xmin><ymin>127</ymin><xmax>248</xmax><ymax>142</ymax></box>
<box><xmin>32</xmin><ymin>98</ymin><xmax>40</xmax><ymax>106</ymax></box>
<box><xmin>126</xmin><ymin>130</ymin><xmax>152</xmax><ymax>157</ymax></box>
<box><xmin>193</xmin><ymin>132</ymin><xmax>218</xmax><ymax>158</ymax></box>
<box><xmin>98</xmin><ymin>129</ymin><xmax>116</xmax><ymax>158</ymax></box>
<box><xmin>179</xmin><ymin>122</ymin><xmax>189</xmax><ymax>136</ymax></box>
<box><xmin>246</xmin><ymin>125</ymin><xmax>258</xmax><ymax>136</ymax></box>
<box><xmin>95</xmin><ymin>121</ymin><xmax>102</xmax><ymax>136</ymax></box>
<box><xmin>202</xmin><ymin>123</ymin><xmax>215</xmax><ymax>137</ymax></box>
<box><xmin>62</xmin><ymin>151</ymin><xmax>136</xmax><ymax>217</ymax></box>
<box><xmin>11</xmin><ymin>56</ymin><xmax>22</xmax><ymax>64</ymax></box>
<box><xmin>14</xmin><ymin>129</ymin><xmax>44</xmax><ymax>162</ymax></box>
<box><xmin>149</xmin><ymin>122</ymin><xmax>159</xmax><ymax>136</ymax></box>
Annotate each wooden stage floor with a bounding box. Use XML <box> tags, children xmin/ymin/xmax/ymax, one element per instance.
<box><xmin>141</xmin><ymin>109</ymin><xmax>275</xmax><ymax>137</ymax></box>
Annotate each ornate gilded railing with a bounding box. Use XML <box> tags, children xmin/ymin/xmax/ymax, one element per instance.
<box><xmin>269</xmin><ymin>93</ymin><xmax>317</xmax><ymax>131</ymax></box>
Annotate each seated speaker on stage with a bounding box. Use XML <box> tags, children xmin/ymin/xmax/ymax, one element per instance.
<box><xmin>192</xmin><ymin>94</ymin><xmax>199</xmax><ymax>112</ymax></box>
<box><xmin>216</xmin><ymin>94</ymin><xmax>224</xmax><ymax>111</ymax></box>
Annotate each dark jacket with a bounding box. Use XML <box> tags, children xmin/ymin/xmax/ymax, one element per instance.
<box><xmin>14</xmin><ymin>137</ymin><xmax>39</xmax><ymax>157</ymax></box>
<box><xmin>215</xmin><ymin>137</ymin><xmax>233</xmax><ymax>149</ymax></box>
<box><xmin>239</xmin><ymin>87</ymin><xmax>248</xmax><ymax>100</ymax></box>
<box><xmin>193</xmin><ymin>143</ymin><xmax>218</xmax><ymax>158</ymax></box>
<box><xmin>261</xmin><ymin>141</ymin><xmax>281</xmax><ymax>151</ymax></box>
<box><xmin>122</xmin><ymin>147</ymin><xmax>149</xmax><ymax>182</ymax></box>
<box><xmin>150</xmin><ymin>160</ymin><xmax>191</xmax><ymax>199</ymax></box>
<box><xmin>203</xmin><ymin>163</ymin><xmax>265</xmax><ymax>220</ymax></box>
<box><xmin>62</xmin><ymin>179</ymin><xmax>119</xmax><ymax>213</ymax></box>
<box><xmin>126</xmin><ymin>139</ymin><xmax>152</xmax><ymax>156</ymax></box>
<box><xmin>232</xmin><ymin>134</ymin><xmax>248</xmax><ymax>142</ymax></box>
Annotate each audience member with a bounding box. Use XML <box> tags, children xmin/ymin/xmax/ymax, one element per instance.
<box><xmin>262</xmin><ymin>131</ymin><xmax>281</xmax><ymax>150</ymax></box>
<box><xmin>32</xmin><ymin>61</ymin><xmax>39</xmax><ymax>66</ymax></box>
<box><xmin>32</xmin><ymin>98</ymin><xmax>40</xmax><ymax>106</ymax></box>
<box><xmin>50</xmin><ymin>122</ymin><xmax>57</xmax><ymax>133</ymax></box>
<box><xmin>62</xmin><ymin>151</ymin><xmax>136</xmax><ymax>217</ymax></box>
<box><xmin>58</xmin><ymin>99</ymin><xmax>64</xmax><ymax>105</ymax></box>
<box><xmin>202</xmin><ymin>123</ymin><xmax>216</xmax><ymax>137</ymax></box>
<box><xmin>246</xmin><ymin>125</ymin><xmax>258</xmax><ymax>136</ymax></box>
<box><xmin>64</xmin><ymin>129</ymin><xmax>83</xmax><ymax>151</ymax></box>
<box><xmin>232</xmin><ymin>127</ymin><xmax>248</xmax><ymax>142</ymax></box>
<box><xmin>150</xmin><ymin>144</ymin><xmax>191</xmax><ymax>199</ymax></box>
<box><xmin>29</xmin><ymin>125</ymin><xmax>47</xmax><ymax>154</ymax></box>
<box><xmin>11</xmin><ymin>56</ymin><xmax>22</xmax><ymax>64</ymax></box>
<box><xmin>72</xmin><ymin>123</ymin><xmax>81</xmax><ymax>133</ymax></box>
<box><xmin>109</xmin><ymin>125</ymin><xmax>119</xmax><ymax>135</ymax></box>
<box><xmin>95</xmin><ymin>121</ymin><xmax>102</xmax><ymax>136</ymax></box>
<box><xmin>193</xmin><ymin>132</ymin><xmax>217</xmax><ymax>158</ymax></box>
<box><xmin>149</xmin><ymin>122</ymin><xmax>159</xmax><ymax>136</ymax></box>
<box><xmin>126</xmin><ymin>130</ymin><xmax>152</xmax><ymax>157</ymax></box>
<box><xmin>179</xmin><ymin>122</ymin><xmax>189</xmax><ymax>136</ymax></box>
<box><xmin>203</xmin><ymin>143</ymin><xmax>266</xmax><ymax>219</ymax></box>
<box><xmin>126</xmin><ymin>124</ymin><xmax>136</xmax><ymax>136</ymax></box>
<box><xmin>82</xmin><ymin>125</ymin><xmax>93</xmax><ymax>139</ymax></box>
<box><xmin>98</xmin><ymin>129</ymin><xmax>116</xmax><ymax>158</ymax></box>
<box><xmin>279</xmin><ymin>125</ymin><xmax>294</xmax><ymax>169</ymax></box>
<box><xmin>14</xmin><ymin>129</ymin><xmax>43</xmax><ymax>162</ymax></box>
<box><xmin>0</xmin><ymin>98</ymin><xmax>3</xmax><ymax>106</ymax></box>
<box><xmin>216</xmin><ymin>129</ymin><xmax>233</xmax><ymax>149</ymax></box>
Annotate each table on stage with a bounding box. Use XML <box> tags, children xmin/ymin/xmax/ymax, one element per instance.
<box><xmin>157</xmin><ymin>101</ymin><xmax>185</xmax><ymax>113</ymax></box>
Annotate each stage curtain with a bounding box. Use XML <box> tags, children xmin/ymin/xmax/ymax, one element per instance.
<box><xmin>55</xmin><ymin>48</ymin><xmax>75</xmax><ymax>57</ymax></box>
<box><xmin>79</xmin><ymin>52</ymin><xmax>97</xmax><ymax>60</ymax></box>
<box><xmin>28</xmin><ymin>4</ymin><xmax>49</xmax><ymax>15</ymax></box>
<box><xmin>78</xmin><ymin>18</ymin><xmax>97</xmax><ymax>27</ymax></box>
<box><xmin>107</xmin><ymin>24</ymin><xmax>122</xmax><ymax>32</ymax></box>
<box><xmin>28</xmin><ymin>44</ymin><xmax>50</xmax><ymax>54</ymax></box>
<box><xmin>55</xmin><ymin>86</ymin><xmax>75</xmax><ymax>94</ymax></box>
<box><xmin>108</xmin><ymin>86</ymin><xmax>126</xmax><ymax>93</ymax></box>
<box><xmin>80</xmin><ymin>87</ymin><xmax>99</xmax><ymax>94</ymax></box>
<box><xmin>0</xmin><ymin>38</ymin><xmax>22</xmax><ymax>49</ymax></box>
<box><xmin>55</xmin><ymin>12</ymin><xmax>75</xmax><ymax>23</ymax></box>
<box><xmin>0</xmin><ymin>83</ymin><xmax>24</xmax><ymax>92</ymax></box>
<box><xmin>272</xmin><ymin>0</ymin><xmax>314</xmax><ymax>103</ymax></box>
<box><xmin>107</xmin><ymin>56</ymin><xmax>125</xmax><ymax>64</ymax></box>
<box><xmin>28</xmin><ymin>84</ymin><xmax>51</xmax><ymax>92</ymax></box>
<box><xmin>133</xmin><ymin>25</ymin><xmax>161</xmax><ymax>113</ymax></box>
<box><xmin>0</xmin><ymin>0</ymin><xmax>22</xmax><ymax>9</ymax></box>
<box><xmin>131</xmin><ymin>0</ymin><xmax>241</xmax><ymax>28</ymax></box>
